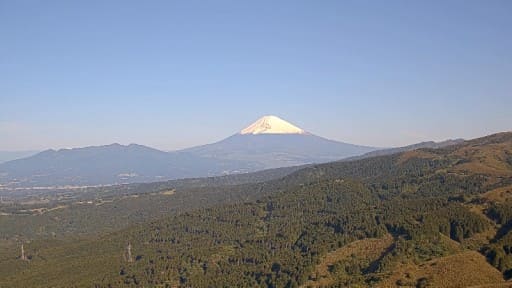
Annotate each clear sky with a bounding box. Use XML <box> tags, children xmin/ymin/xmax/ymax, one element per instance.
<box><xmin>1</xmin><ymin>0</ymin><xmax>511</xmax><ymax>151</ymax></box>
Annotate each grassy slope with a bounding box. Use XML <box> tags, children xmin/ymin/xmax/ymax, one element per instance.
<box><xmin>1</xmin><ymin>132</ymin><xmax>512</xmax><ymax>287</ymax></box>
<box><xmin>376</xmin><ymin>251</ymin><xmax>506</xmax><ymax>288</ymax></box>
<box><xmin>303</xmin><ymin>234</ymin><xmax>394</xmax><ymax>287</ymax></box>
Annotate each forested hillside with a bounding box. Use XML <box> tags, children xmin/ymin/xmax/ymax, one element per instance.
<box><xmin>1</xmin><ymin>132</ymin><xmax>511</xmax><ymax>287</ymax></box>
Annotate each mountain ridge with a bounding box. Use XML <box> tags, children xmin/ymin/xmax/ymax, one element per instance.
<box><xmin>1</xmin><ymin>131</ymin><xmax>511</xmax><ymax>287</ymax></box>
<box><xmin>0</xmin><ymin>143</ymin><xmax>255</xmax><ymax>187</ymax></box>
<box><xmin>0</xmin><ymin>116</ymin><xmax>380</xmax><ymax>187</ymax></box>
<box><xmin>1</xmin><ymin>117</ymin><xmax>487</xmax><ymax>188</ymax></box>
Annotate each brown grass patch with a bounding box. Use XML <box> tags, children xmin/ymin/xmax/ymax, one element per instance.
<box><xmin>303</xmin><ymin>234</ymin><xmax>393</xmax><ymax>287</ymax></box>
<box><xmin>451</xmin><ymin>143</ymin><xmax>512</xmax><ymax>177</ymax></box>
<box><xmin>376</xmin><ymin>251</ymin><xmax>505</xmax><ymax>288</ymax></box>
<box><xmin>398</xmin><ymin>150</ymin><xmax>438</xmax><ymax>164</ymax></box>
<box><xmin>482</xmin><ymin>185</ymin><xmax>512</xmax><ymax>203</ymax></box>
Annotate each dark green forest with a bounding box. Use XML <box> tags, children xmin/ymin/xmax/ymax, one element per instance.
<box><xmin>1</xmin><ymin>132</ymin><xmax>511</xmax><ymax>287</ymax></box>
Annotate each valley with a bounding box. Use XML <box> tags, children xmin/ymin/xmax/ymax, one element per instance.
<box><xmin>1</xmin><ymin>132</ymin><xmax>511</xmax><ymax>287</ymax></box>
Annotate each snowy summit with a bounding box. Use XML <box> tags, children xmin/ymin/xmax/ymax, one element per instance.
<box><xmin>240</xmin><ymin>115</ymin><xmax>306</xmax><ymax>135</ymax></box>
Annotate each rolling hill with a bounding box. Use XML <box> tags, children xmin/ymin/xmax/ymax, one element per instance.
<box><xmin>1</xmin><ymin>131</ymin><xmax>511</xmax><ymax>287</ymax></box>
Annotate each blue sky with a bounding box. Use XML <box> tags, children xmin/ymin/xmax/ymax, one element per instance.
<box><xmin>1</xmin><ymin>0</ymin><xmax>511</xmax><ymax>151</ymax></box>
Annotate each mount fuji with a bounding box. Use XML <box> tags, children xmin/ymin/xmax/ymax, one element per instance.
<box><xmin>0</xmin><ymin>115</ymin><xmax>379</xmax><ymax>187</ymax></box>
<box><xmin>183</xmin><ymin>115</ymin><xmax>377</xmax><ymax>168</ymax></box>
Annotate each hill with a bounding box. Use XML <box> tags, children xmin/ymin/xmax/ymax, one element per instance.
<box><xmin>1</xmin><ymin>131</ymin><xmax>511</xmax><ymax>287</ymax></box>
<box><xmin>344</xmin><ymin>138</ymin><xmax>464</xmax><ymax>161</ymax></box>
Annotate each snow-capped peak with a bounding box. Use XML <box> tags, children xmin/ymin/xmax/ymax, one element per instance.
<box><xmin>240</xmin><ymin>115</ymin><xmax>306</xmax><ymax>135</ymax></box>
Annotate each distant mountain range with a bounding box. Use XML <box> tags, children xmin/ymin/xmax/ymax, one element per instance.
<box><xmin>0</xmin><ymin>151</ymin><xmax>39</xmax><ymax>164</ymax></box>
<box><xmin>182</xmin><ymin>116</ymin><xmax>376</xmax><ymax>168</ymax></box>
<box><xmin>0</xmin><ymin>144</ymin><xmax>253</xmax><ymax>187</ymax></box>
<box><xmin>0</xmin><ymin>116</ymin><xmax>461</xmax><ymax>188</ymax></box>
